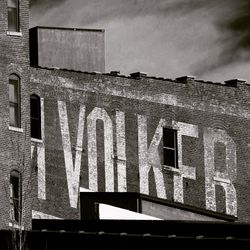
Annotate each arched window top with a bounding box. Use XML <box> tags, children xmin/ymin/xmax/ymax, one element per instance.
<box><xmin>9</xmin><ymin>73</ymin><xmax>20</xmax><ymax>81</ymax></box>
<box><xmin>30</xmin><ymin>94</ymin><xmax>40</xmax><ymax>100</ymax></box>
<box><xmin>8</xmin><ymin>0</ymin><xmax>18</xmax><ymax>8</ymax></box>
<box><xmin>10</xmin><ymin>169</ymin><xmax>20</xmax><ymax>178</ymax></box>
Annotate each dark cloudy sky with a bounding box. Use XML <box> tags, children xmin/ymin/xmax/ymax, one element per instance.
<box><xmin>30</xmin><ymin>0</ymin><xmax>250</xmax><ymax>83</ymax></box>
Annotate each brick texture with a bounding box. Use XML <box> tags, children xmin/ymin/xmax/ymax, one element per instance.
<box><xmin>0</xmin><ymin>0</ymin><xmax>31</xmax><ymax>229</ymax></box>
<box><xmin>29</xmin><ymin>68</ymin><xmax>250</xmax><ymax>222</ymax></box>
<box><xmin>1</xmin><ymin>0</ymin><xmax>250</xmax><ymax>228</ymax></box>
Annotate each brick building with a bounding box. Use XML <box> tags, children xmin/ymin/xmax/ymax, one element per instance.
<box><xmin>1</xmin><ymin>0</ymin><xmax>250</xmax><ymax>235</ymax></box>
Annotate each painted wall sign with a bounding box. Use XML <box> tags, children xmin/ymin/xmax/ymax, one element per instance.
<box><xmin>31</xmin><ymin>100</ymin><xmax>238</xmax><ymax>216</ymax></box>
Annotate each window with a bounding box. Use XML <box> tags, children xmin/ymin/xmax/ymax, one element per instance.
<box><xmin>10</xmin><ymin>170</ymin><xmax>21</xmax><ymax>223</ymax></box>
<box><xmin>163</xmin><ymin>128</ymin><xmax>178</xmax><ymax>168</ymax></box>
<box><xmin>30</xmin><ymin>95</ymin><xmax>41</xmax><ymax>139</ymax></box>
<box><xmin>8</xmin><ymin>0</ymin><xmax>19</xmax><ymax>32</ymax></box>
<box><xmin>9</xmin><ymin>74</ymin><xmax>21</xmax><ymax>128</ymax></box>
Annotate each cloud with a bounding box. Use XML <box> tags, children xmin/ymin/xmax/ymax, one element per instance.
<box><xmin>29</xmin><ymin>0</ymin><xmax>217</xmax><ymax>25</ymax></box>
<box><xmin>217</xmin><ymin>1</ymin><xmax>250</xmax><ymax>62</ymax></box>
<box><xmin>30</xmin><ymin>0</ymin><xmax>250</xmax><ymax>82</ymax></box>
<box><xmin>188</xmin><ymin>0</ymin><xmax>250</xmax><ymax>77</ymax></box>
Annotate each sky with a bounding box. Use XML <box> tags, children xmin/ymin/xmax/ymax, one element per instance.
<box><xmin>30</xmin><ymin>0</ymin><xmax>250</xmax><ymax>83</ymax></box>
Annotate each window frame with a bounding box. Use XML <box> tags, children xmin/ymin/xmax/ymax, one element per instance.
<box><xmin>7</xmin><ymin>0</ymin><xmax>20</xmax><ymax>32</ymax></box>
<box><xmin>9</xmin><ymin>74</ymin><xmax>21</xmax><ymax>128</ymax></box>
<box><xmin>163</xmin><ymin>127</ymin><xmax>178</xmax><ymax>168</ymax></box>
<box><xmin>30</xmin><ymin>94</ymin><xmax>42</xmax><ymax>140</ymax></box>
<box><xmin>10</xmin><ymin>170</ymin><xmax>21</xmax><ymax>224</ymax></box>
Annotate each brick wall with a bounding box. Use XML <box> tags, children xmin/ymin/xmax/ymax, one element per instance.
<box><xmin>0</xmin><ymin>0</ymin><xmax>31</xmax><ymax>229</ymax></box>
<box><xmin>29</xmin><ymin>68</ymin><xmax>250</xmax><ymax>222</ymax></box>
<box><xmin>1</xmin><ymin>0</ymin><xmax>250</xmax><ymax>228</ymax></box>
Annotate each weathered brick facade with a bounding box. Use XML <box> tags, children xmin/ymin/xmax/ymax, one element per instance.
<box><xmin>29</xmin><ymin>69</ymin><xmax>250</xmax><ymax>222</ymax></box>
<box><xmin>0</xmin><ymin>0</ymin><xmax>32</xmax><ymax>229</ymax></box>
<box><xmin>1</xmin><ymin>0</ymin><xmax>250</xmax><ymax>230</ymax></box>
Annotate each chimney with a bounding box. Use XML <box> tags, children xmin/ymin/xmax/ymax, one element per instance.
<box><xmin>130</xmin><ymin>72</ymin><xmax>147</xmax><ymax>79</ymax></box>
<box><xmin>224</xmin><ymin>79</ymin><xmax>247</xmax><ymax>87</ymax></box>
<box><xmin>110</xmin><ymin>71</ymin><xmax>120</xmax><ymax>76</ymax></box>
<box><xmin>176</xmin><ymin>75</ymin><xmax>195</xmax><ymax>84</ymax></box>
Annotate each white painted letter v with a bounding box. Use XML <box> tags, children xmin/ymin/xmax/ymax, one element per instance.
<box><xmin>58</xmin><ymin>101</ymin><xmax>85</xmax><ymax>208</ymax></box>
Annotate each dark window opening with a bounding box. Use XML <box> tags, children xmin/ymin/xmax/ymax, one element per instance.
<box><xmin>8</xmin><ymin>0</ymin><xmax>19</xmax><ymax>32</ymax></box>
<box><xmin>10</xmin><ymin>170</ymin><xmax>21</xmax><ymax>223</ymax></box>
<box><xmin>163</xmin><ymin>128</ymin><xmax>178</xmax><ymax>168</ymax></box>
<box><xmin>30</xmin><ymin>95</ymin><xmax>41</xmax><ymax>139</ymax></box>
<box><xmin>9</xmin><ymin>74</ymin><xmax>21</xmax><ymax>128</ymax></box>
